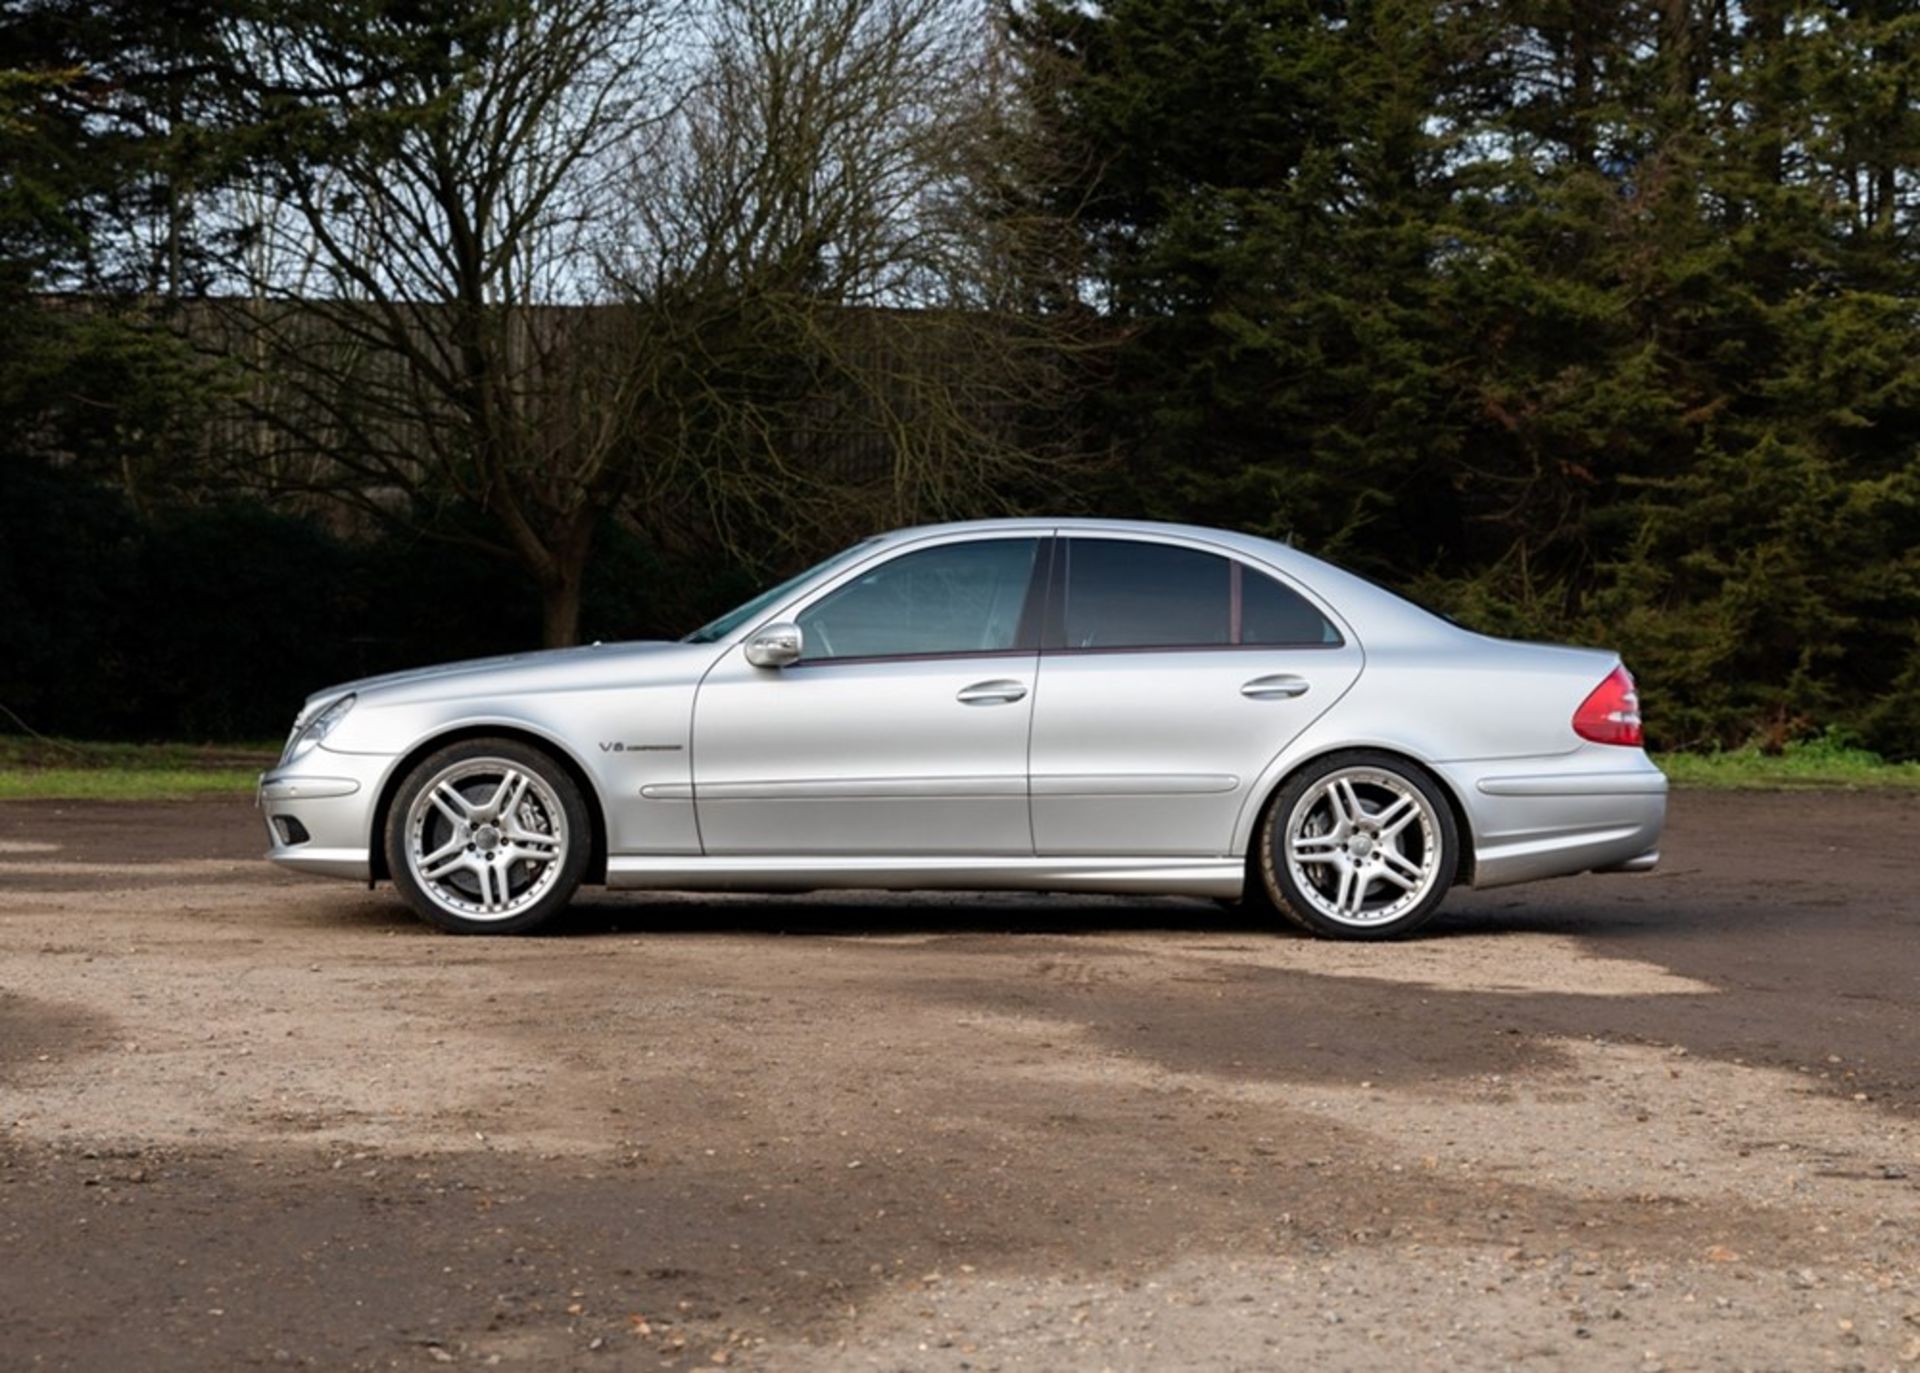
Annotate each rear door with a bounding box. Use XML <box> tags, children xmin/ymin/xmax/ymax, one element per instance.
<box><xmin>1028</xmin><ymin>535</ymin><xmax>1362</xmax><ymax>856</ymax></box>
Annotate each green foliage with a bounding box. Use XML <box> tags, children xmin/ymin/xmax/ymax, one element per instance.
<box><xmin>5</xmin><ymin>0</ymin><xmax>1919</xmax><ymax>754</ymax></box>
<box><xmin>0</xmin><ymin>737</ymin><xmax>271</xmax><ymax>800</ymax></box>
<box><xmin>0</xmin><ymin>449</ymin><xmax>144</xmax><ymax>733</ymax></box>
<box><xmin>1586</xmin><ymin>433</ymin><xmax>1920</xmax><ymax>753</ymax></box>
<box><xmin>0</xmin><ymin>1</ymin><xmax>235</xmax><ymax>296</ymax></box>
<box><xmin>1011</xmin><ymin>0</ymin><xmax>1920</xmax><ymax>756</ymax></box>
<box><xmin>0</xmin><ymin>768</ymin><xmax>260</xmax><ymax>799</ymax></box>
<box><xmin>1011</xmin><ymin>0</ymin><xmax>1462</xmax><ymax>562</ymax></box>
<box><xmin>1656</xmin><ymin>732</ymin><xmax>1920</xmax><ymax>791</ymax></box>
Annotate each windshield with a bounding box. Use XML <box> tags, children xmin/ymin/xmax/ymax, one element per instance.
<box><xmin>681</xmin><ymin>539</ymin><xmax>882</xmax><ymax>644</ymax></box>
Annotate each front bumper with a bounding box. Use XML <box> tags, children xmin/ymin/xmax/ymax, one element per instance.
<box><xmin>1433</xmin><ymin>755</ymin><xmax>1668</xmax><ymax>890</ymax></box>
<box><xmin>258</xmin><ymin>747</ymin><xmax>395</xmax><ymax>882</ymax></box>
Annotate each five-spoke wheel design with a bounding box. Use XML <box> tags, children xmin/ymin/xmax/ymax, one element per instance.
<box><xmin>386</xmin><ymin>739</ymin><xmax>589</xmax><ymax>934</ymax></box>
<box><xmin>1258</xmin><ymin>751</ymin><xmax>1458</xmax><ymax>939</ymax></box>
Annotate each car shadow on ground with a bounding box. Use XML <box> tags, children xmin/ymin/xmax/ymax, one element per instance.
<box><xmin>541</xmin><ymin>885</ymin><xmax>1669</xmax><ymax>942</ymax></box>
<box><xmin>259</xmin><ymin>879</ymin><xmax>1675</xmax><ymax>944</ymax></box>
<box><xmin>533</xmin><ymin>885</ymin><xmax>1920</xmax><ymax>1115</ymax></box>
<box><xmin>275</xmin><ymin>875</ymin><xmax>1920</xmax><ymax>1114</ymax></box>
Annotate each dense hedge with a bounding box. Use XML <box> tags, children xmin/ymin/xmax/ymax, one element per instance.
<box><xmin>8</xmin><ymin>452</ymin><xmax>1916</xmax><ymax>757</ymax></box>
<box><xmin>0</xmin><ymin>459</ymin><xmax>698</xmax><ymax>741</ymax></box>
<box><xmin>5</xmin><ymin>453</ymin><xmax>1917</xmax><ymax>756</ymax></box>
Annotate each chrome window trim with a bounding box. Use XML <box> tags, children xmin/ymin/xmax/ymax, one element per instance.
<box><xmin>783</xmin><ymin>647</ymin><xmax>1041</xmax><ymax>670</ymax></box>
<box><xmin>1038</xmin><ymin>640</ymin><xmax>1349</xmax><ymax>658</ymax></box>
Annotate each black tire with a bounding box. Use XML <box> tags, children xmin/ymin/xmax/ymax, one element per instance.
<box><xmin>1255</xmin><ymin>749</ymin><xmax>1459</xmax><ymax>940</ymax></box>
<box><xmin>384</xmin><ymin>737</ymin><xmax>591</xmax><ymax>935</ymax></box>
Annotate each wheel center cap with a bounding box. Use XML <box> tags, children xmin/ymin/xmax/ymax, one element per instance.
<box><xmin>473</xmin><ymin>824</ymin><xmax>501</xmax><ymax>854</ymax></box>
<box><xmin>1350</xmin><ymin>834</ymin><xmax>1375</xmax><ymax>858</ymax></box>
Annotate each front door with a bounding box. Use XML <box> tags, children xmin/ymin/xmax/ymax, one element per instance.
<box><xmin>691</xmin><ymin>535</ymin><xmax>1046</xmax><ymax>855</ymax></box>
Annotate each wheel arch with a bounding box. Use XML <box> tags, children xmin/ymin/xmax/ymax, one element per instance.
<box><xmin>1241</xmin><ymin>743</ymin><xmax>1477</xmax><ymax>890</ymax></box>
<box><xmin>368</xmin><ymin>724</ymin><xmax>610</xmax><ymax>886</ymax></box>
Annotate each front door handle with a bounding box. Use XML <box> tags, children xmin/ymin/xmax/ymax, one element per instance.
<box><xmin>957</xmin><ymin>679</ymin><xmax>1029</xmax><ymax>706</ymax></box>
<box><xmin>1241</xmin><ymin>674</ymin><xmax>1309</xmax><ymax>700</ymax></box>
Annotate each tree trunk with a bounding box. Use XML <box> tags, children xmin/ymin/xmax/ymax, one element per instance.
<box><xmin>1749</xmin><ymin>0</ymin><xmax>1784</xmax><ymax>188</ymax></box>
<box><xmin>1661</xmin><ymin>0</ymin><xmax>1696</xmax><ymax>107</ymax></box>
<box><xmin>1568</xmin><ymin>14</ymin><xmax>1595</xmax><ymax>169</ymax></box>
<box><xmin>536</xmin><ymin>514</ymin><xmax>598</xmax><ymax>648</ymax></box>
<box><xmin>539</xmin><ymin>571</ymin><xmax>586</xmax><ymax>649</ymax></box>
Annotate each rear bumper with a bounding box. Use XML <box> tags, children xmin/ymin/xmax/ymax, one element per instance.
<box><xmin>1434</xmin><ymin>755</ymin><xmax>1667</xmax><ymax>890</ymax></box>
<box><xmin>257</xmin><ymin>746</ymin><xmax>392</xmax><ymax>882</ymax></box>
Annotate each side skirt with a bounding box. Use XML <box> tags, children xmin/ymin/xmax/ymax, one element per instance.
<box><xmin>604</xmin><ymin>855</ymin><xmax>1245</xmax><ymax>899</ymax></box>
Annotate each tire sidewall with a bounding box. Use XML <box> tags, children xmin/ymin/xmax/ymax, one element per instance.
<box><xmin>385</xmin><ymin>738</ymin><xmax>591</xmax><ymax>935</ymax></box>
<box><xmin>1256</xmin><ymin>750</ymin><xmax>1459</xmax><ymax>940</ymax></box>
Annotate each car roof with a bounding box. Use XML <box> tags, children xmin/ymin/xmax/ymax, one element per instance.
<box><xmin>873</xmin><ymin>516</ymin><xmax>1294</xmax><ymax>561</ymax></box>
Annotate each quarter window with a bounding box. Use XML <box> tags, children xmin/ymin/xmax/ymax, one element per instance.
<box><xmin>796</xmin><ymin>538</ymin><xmax>1040</xmax><ymax>661</ymax></box>
<box><xmin>1241</xmin><ymin>565</ymin><xmax>1343</xmax><ymax>646</ymax></box>
<box><xmin>1059</xmin><ymin>539</ymin><xmax>1339</xmax><ymax>650</ymax></box>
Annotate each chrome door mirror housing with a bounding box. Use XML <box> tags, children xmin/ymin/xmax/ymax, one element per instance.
<box><xmin>743</xmin><ymin>622</ymin><xmax>804</xmax><ymax>669</ymax></box>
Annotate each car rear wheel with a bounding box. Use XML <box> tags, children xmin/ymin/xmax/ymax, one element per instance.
<box><xmin>1256</xmin><ymin>751</ymin><xmax>1457</xmax><ymax>939</ymax></box>
<box><xmin>385</xmin><ymin>738</ymin><xmax>589</xmax><ymax>935</ymax></box>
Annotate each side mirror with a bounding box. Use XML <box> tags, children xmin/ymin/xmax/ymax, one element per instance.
<box><xmin>744</xmin><ymin>622</ymin><xmax>803</xmax><ymax>669</ymax></box>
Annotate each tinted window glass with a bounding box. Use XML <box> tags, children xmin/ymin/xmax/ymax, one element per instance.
<box><xmin>1242</xmin><ymin>568</ymin><xmax>1340</xmax><ymax>645</ymax></box>
<box><xmin>1063</xmin><ymin>540</ymin><xmax>1230</xmax><ymax>649</ymax></box>
<box><xmin>796</xmin><ymin>538</ymin><xmax>1039</xmax><ymax>660</ymax></box>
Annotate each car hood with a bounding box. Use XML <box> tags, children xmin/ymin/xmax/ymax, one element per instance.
<box><xmin>299</xmin><ymin>640</ymin><xmax>705</xmax><ymax>718</ymax></box>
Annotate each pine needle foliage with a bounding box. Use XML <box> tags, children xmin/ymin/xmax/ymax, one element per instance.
<box><xmin>1009</xmin><ymin>0</ymin><xmax>1920</xmax><ymax>754</ymax></box>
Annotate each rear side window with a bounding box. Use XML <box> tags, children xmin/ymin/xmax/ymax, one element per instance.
<box><xmin>1058</xmin><ymin>538</ymin><xmax>1339</xmax><ymax>650</ymax></box>
<box><xmin>1062</xmin><ymin>540</ymin><xmax>1229</xmax><ymax>649</ymax></box>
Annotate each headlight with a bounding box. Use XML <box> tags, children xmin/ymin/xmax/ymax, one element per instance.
<box><xmin>280</xmin><ymin>693</ymin><xmax>356</xmax><ymax>765</ymax></box>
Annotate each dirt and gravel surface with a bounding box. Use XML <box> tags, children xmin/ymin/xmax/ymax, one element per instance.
<box><xmin>2</xmin><ymin>791</ymin><xmax>1917</xmax><ymax>1371</ymax></box>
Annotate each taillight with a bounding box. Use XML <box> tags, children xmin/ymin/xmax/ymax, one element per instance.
<box><xmin>1573</xmin><ymin>665</ymin><xmax>1643</xmax><ymax>746</ymax></box>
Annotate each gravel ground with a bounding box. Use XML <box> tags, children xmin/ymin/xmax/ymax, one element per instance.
<box><xmin>1</xmin><ymin>791</ymin><xmax>1916</xmax><ymax>1371</ymax></box>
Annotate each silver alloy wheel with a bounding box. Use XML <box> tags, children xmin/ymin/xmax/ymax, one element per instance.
<box><xmin>1283</xmin><ymin>766</ymin><xmax>1442</xmax><ymax>927</ymax></box>
<box><xmin>403</xmin><ymin>757</ymin><xmax>568</xmax><ymax>922</ymax></box>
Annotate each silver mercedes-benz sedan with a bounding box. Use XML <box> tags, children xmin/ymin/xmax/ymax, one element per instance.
<box><xmin>260</xmin><ymin>519</ymin><xmax>1665</xmax><ymax>939</ymax></box>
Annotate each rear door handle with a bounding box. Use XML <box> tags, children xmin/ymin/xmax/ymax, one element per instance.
<box><xmin>957</xmin><ymin>679</ymin><xmax>1028</xmax><ymax>706</ymax></box>
<box><xmin>1241</xmin><ymin>674</ymin><xmax>1309</xmax><ymax>700</ymax></box>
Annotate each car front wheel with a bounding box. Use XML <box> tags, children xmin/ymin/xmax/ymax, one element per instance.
<box><xmin>1256</xmin><ymin>750</ymin><xmax>1458</xmax><ymax>939</ymax></box>
<box><xmin>385</xmin><ymin>738</ymin><xmax>589</xmax><ymax>935</ymax></box>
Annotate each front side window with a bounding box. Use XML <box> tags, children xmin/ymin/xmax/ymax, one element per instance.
<box><xmin>1059</xmin><ymin>539</ymin><xmax>1340</xmax><ymax>650</ymax></box>
<box><xmin>796</xmin><ymin>538</ymin><xmax>1041</xmax><ymax>661</ymax></box>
